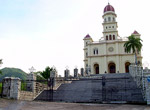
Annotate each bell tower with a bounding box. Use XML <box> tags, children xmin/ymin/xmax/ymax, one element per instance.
<box><xmin>102</xmin><ymin>3</ymin><xmax>118</xmax><ymax>41</ymax></box>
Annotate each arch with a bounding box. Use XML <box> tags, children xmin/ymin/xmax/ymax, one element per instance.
<box><xmin>109</xmin><ymin>35</ymin><xmax>112</xmax><ymax>40</ymax></box>
<box><xmin>108</xmin><ymin>62</ymin><xmax>116</xmax><ymax>73</ymax></box>
<box><xmin>94</xmin><ymin>64</ymin><xmax>99</xmax><ymax>74</ymax></box>
<box><xmin>125</xmin><ymin>62</ymin><xmax>131</xmax><ymax>73</ymax></box>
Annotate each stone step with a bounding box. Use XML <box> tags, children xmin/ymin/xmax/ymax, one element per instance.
<box><xmin>35</xmin><ymin>73</ymin><xmax>144</xmax><ymax>103</ymax></box>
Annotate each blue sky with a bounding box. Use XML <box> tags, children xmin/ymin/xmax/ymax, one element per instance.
<box><xmin>0</xmin><ymin>0</ymin><xmax>150</xmax><ymax>75</ymax></box>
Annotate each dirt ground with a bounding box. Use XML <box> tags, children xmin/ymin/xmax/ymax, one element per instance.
<box><xmin>0</xmin><ymin>99</ymin><xmax>150</xmax><ymax>110</ymax></box>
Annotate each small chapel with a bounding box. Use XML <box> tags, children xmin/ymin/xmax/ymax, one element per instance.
<box><xmin>83</xmin><ymin>3</ymin><xmax>142</xmax><ymax>74</ymax></box>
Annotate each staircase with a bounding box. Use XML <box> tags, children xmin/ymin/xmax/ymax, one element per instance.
<box><xmin>35</xmin><ymin>73</ymin><xmax>145</xmax><ymax>103</ymax></box>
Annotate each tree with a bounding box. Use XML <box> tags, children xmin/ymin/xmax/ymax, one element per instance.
<box><xmin>40</xmin><ymin>66</ymin><xmax>55</xmax><ymax>80</ymax></box>
<box><xmin>124</xmin><ymin>35</ymin><xmax>143</xmax><ymax>65</ymax></box>
<box><xmin>0</xmin><ymin>59</ymin><xmax>3</xmax><ymax>74</ymax></box>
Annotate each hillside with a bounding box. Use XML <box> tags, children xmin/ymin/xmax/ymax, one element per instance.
<box><xmin>0</xmin><ymin>67</ymin><xmax>27</xmax><ymax>81</ymax></box>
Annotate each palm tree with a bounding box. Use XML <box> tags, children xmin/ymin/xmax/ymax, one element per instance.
<box><xmin>124</xmin><ymin>35</ymin><xmax>143</xmax><ymax>65</ymax></box>
<box><xmin>40</xmin><ymin>66</ymin><xmax>55</xmax><ymax>80</ymax></box>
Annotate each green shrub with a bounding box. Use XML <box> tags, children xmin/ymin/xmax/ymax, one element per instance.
<box><xmin>0</xmin><ymin>83</ymin><xmax>2</xmax><ymax>93</ymax></box>
<box><xmin>21</xmin><ymin>82</ymin><xmax>27</xmax><ymax>91</ymax></box>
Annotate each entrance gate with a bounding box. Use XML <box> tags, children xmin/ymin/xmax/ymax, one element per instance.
<box><xmin>0</xmin><ymin>75</ymin><xmax>144</xmax><ymax>103</ymax></box>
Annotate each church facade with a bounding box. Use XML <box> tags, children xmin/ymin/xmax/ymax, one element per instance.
<box><xmin>83</xmin><ymin>3</ymin><xmax>142</xmax><ymax>74</ymax></box>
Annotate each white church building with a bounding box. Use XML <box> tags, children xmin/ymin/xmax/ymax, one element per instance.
<box><xmin>83</xmin><ymin>3</ymin><xmax>142</xmax><ymax>74</ymax></box>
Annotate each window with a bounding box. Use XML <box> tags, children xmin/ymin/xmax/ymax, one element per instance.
<box><xmin>109</xmin><ymin>35</ymin><xmax>112</xmax><ymax>40</ymax></box>
<box><xmin>86</xmin><ymin>42</ymin><xmax>88</xmax><ymax>46</ymax></box>
<box><xmin>96</xmin><ymin>49</ymin><xmax>98</xmax><ymax>54</ymax></box>
<box><xmin>113</xmin><ymin>35</ymin><xmax>115</xmax><ymax>40</ymax></box>
<box><xmin>106</xmin><ymin>27</ymin><xmax>107</xmax><ymax>29</ymax></box>
<box><xmin>108</xmin><ymin>17</ymin><xmax>111</xmax><ymax>21</ymax></box>
<box><xmin>86</xmin><ymin>52</ymin><xmax>88</xmax><ymax>57</ymax></box>
<box><xmin>113</xmin><ymin>17</ymin><xmax>115</xmax><ymax>21</ymax></box>
<box><xmin>109</xmin><ymin>26</ymin><xmax>111</xmax><ymax>28</ymax></box>
<box><xmin>104</xmin><ymin>18</ymin><xmax>107</xmax><ymax>22</ymax></box>
<box><xmin>138</xmin><ymin>61</ymin><xmax>141</xmax><ymax>65</ymax></box>
<box><xmin>93</xmin><ymin>48</ymin><xmax>98</xmax><ymax>55</ymax></box>
<box><xmin>93</xmin><ymin>50</ymin><xmax>95</xmax><ymax>54</ymax></box>
<box><xmin>86</xmin><ymin>64</ymin><xmax>88</xmax><ymax>67</ymax></box>
<box><xmin>112</xmin><ymin>26</ymin><xmax>114</xmax><ymax>28</ymax></box>
<box><xmin>106</xmin><ymin>36</ymin><xmax>108</xmax><ymax>40</ymax></box>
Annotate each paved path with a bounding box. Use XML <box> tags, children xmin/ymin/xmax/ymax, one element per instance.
<box><xmin>0</xmin><ymin>99</ymin><xmax>150</xmax><ymax>110</ymax></box>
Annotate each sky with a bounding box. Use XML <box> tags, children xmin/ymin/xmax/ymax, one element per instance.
<box><xmin>0</xmin><ymin>0</ymin><xmax>150</xmax><ymax>76</ymax></box>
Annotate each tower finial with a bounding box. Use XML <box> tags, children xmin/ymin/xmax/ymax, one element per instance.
<box><xmin>108</xmin><ymin>0</ymin><xmax>110</xmax><ymax>4</ymax></box>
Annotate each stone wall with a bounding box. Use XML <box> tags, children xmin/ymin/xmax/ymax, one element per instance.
<box><xmin>129</xmin><ymin>64</ymin><xmax>150</xmax><ymax>104</ymax></box>
<box><xmin>19</xmin><ymin>91</ymin><xmax>35</xmax><ymax>101</ymax></box>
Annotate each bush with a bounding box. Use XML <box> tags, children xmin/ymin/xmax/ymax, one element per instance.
<box><xmin>21</xmin><ymin>82</ymin><xmax>27</xmax><ymax>91</ymax></box>
<box><xmin>0</xmin><ymin>83</ymin><xmax>2</xmax><ymax>94</ymax></box>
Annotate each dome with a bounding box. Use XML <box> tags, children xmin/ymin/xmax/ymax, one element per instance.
<box><xmin>104</xmin><ymin>3</ymin><xmax>115</xmax><ymax>13</ymax></box>
<box><xmin>84</xmin><ymin>34</ymin><xmax>91</xmax><ymax>39</ymax></box>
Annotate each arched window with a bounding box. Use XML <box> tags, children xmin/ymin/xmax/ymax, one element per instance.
<box><xmin>113</xmin><ymin>17</ymin><xmax>115</xmax><ymax>21</ymax></box>
<box><xmin>138</xmin><ymin>61</ymin><xmax>141</xmax><ymax>65</ymax></box>
<box><xmin>106</xmin><ymin>36</ymin><xmax>108</xmax><ymax>40</ymax></box>
<box><xmin>109</xmin><ymin>35</ymin><xmax>112</xmax><ymax>40</ymax></box>
<box><xmin>93</xmin><ymin>48</ymin><xmax>98</xmax><ymax>55</ymax></box>
<box><xmin>93</xmin><ymin>50</ymin><xmax>95</xmax><ymax>54</ymax></box>
<box><xmin>86</xmin><ymin>42</ymin><xmax>88</xmax><ymax>46</ymax></box>
<box><xmin>113</xmin><ymin>35</ymin><xmax>115</xmax><ymax>40</ymax></box>
<box><xmin>106</xmin><ymin>27</ymin><xmax>107</xmax><ymax>29</ymax></box>
<box><xmin>86</xmin><ymin>52</ymin><xmax>88</xmax><ymax>57</ymax></box>
<box><xmin>104</xmin><ymin>18</ymin><xmax>107</xmax><ymax>22</ymax></box>
<box><xmin>96</xmin><ymin>49</ymin><xmax>98</xmax><ymax>54</ymax></box>
<box><xmin>108</xmin><ymin>17</ymin><xmax>111</xmax><ymax>22</ymax></box>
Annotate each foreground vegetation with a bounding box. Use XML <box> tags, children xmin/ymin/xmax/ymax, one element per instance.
<box><xmin>0</xmin><ymin>83</ymin><xmax>2</xmax><ymax>94</ymax></box>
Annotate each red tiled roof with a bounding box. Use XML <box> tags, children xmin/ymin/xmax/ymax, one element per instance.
<box><xmin>132</xmin><ymin>30</ymin><xmax>139</xmax><ymax>34</ymax></box>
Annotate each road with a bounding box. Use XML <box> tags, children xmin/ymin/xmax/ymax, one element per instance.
<box><xmin>0</xmin><ymin>99</ymin><xmax>150</xmax><ymax>110</ymax></box>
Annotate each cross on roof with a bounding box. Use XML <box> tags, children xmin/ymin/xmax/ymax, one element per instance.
<box><xmin>65</xmin><ymin>66</ymin><xmax>69</xmax><ymax>70</ymax></box>
<box><xmin>29</xmin><ymin>66</ymin><xmax>36</xmax><ymax>73</ymax></box>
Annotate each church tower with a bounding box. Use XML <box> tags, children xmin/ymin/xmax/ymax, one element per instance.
<box><xmin>83</xmin><ymin>3</ymin><xmax>142</xmax><ymax>74</ymax></box>
<box><xmin>102</xmin><ymin>3</ymin><xmax>118</xmax><ymax>41</ymax></box>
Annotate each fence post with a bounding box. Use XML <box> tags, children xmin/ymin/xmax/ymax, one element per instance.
<box><xmin>81</xmin><ymin>68</ymin><xmax>84</xmax><ymax>77</ymax></box>
<box><xmin>2</xmin><ymin>77</ymin><xmax>21</xmax><ymax>99</ymax></box>
<box><xmin>27</xmin><ymin>73</ymin><xmax>36</xmax><ymax>93</ymax></box>
<box><xmin>50</xmin><ymin>70</ymin><xmax>56</xmax><ymax>87</ymax></box>
<box><xmin>64</xmin><ymin>69</ymin><xmax>70</xmax><ymax>79</ymax></box>
<box><xmin>74</xmin><ymin>68</ymin><xmax>78</xmax><ymax>78</ymax></box>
